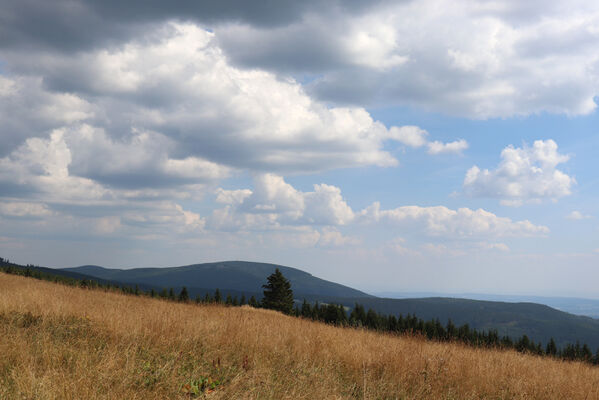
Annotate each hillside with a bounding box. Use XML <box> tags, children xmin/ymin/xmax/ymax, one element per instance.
<box><xmin>62</xmin><ymin>260</ymin><xmax>599</xmax><ymax>350</ymax></box>
<box><xmin>2</xmin><ymin>272</ymin><xmax>599</xmax><ymax>399</ymax></box>
<box><xmin>346</xmin><ymin>297</ymin><xmax>599</xmax><ymax>350</ymax></box>
<box><xmin>63</xmin><ymin>261</ymin><xmax>372</xmax><ymax>299</ymax></box>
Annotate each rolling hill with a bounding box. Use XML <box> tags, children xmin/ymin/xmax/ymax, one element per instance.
<box><xmin>63</xmin><ymin>261</ymin><xmax>372</xmax><ymax>300</ymax></box>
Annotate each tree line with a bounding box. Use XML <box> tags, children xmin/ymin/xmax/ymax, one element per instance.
<box><xmin>1</xmin><ymin>259</ymin><xmax>597</xmax><ymax>365</ymax></box>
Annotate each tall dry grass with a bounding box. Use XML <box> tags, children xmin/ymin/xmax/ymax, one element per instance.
<box><xmin>1</xmin><ymin>272</ymin><xmax>599</xmax><ymax>399</ymax></box>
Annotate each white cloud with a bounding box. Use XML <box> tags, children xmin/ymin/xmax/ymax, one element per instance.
<box><xmin>479</xmin><ymin>242</ymin><xmax>510</xmax><ymax>252</ymax></box>
<box><xmin>303</xmin><ymin>184</ymin><xmax>355</xmax><ymax>226</ymax></box>
<box><xmin>387</xmin><ymin>237</ymin><xmax>419</xmax><ymax>256</ymax></box>
<box><xmin>215</xmin><ymin>188</ymin><xmax>252</xmax><ymax>205</ymax></box>
<box><xmin>566</xmin><ymin>211</ymin><xmax>593</xmax><ymax>220</ymax></box>
<box><xmin>427</xmin><ymin>139</ymin><xmax>469</xmax><ymax>155</ymax></box>
<box><xmin>207</xmin><ymin>174</ymin><xmax>548</xmax><ymax>242</ymax></box>
<box><xmin>387</xmin><ymin>126</ymin><xmax>468</xmax><ymax>155</ymax></box>
<box><xmin>0</xmin><ymin>202</ymin><xmax>52</xmax><ymax>218</ymax></box>
<box><xmin>216</xmin><ymin>1</ymin><xmax>599</xmax><ymax>118</ymax></box>
<box><xmin>421</xmin><ymin>243</ymin><xmax>467</xmax><ymax>257</ymax></box>
<box><xmin>64</xmin><ymin>124</ymin><xmax>230</xmax><ymax>188</ymax></box>
<box><xmin>1</xmin><ymin>22</ymin><xmax>467</xmax><ymax>178</ymax></box>
<box><xmin>213</xmin><ymin>174</ymin><xmax>355</xmax><ymax>229</ymax></box>
<box><xmin>0</xmin><ymin>129</ymin><xmax>109</xmax><ymax>203</ymax></box>
<box><xmin>316</xmin><ymin>227</ymin><xmax>360</xmax><ymax>247</ymax></box>
<box><xmin>463</xmin><ymin>140</ymin><xmax>574</xmax><ymax>205</ymax></box>
<box><xmin>388</xmin><ymin>126</ymin><xmax>429</xmax><ymax>148</ymax></box>
<box><xmin>359</xmin><ymin>201</ymin><xmax>548</xmax><ymax>238</ymax></box>
<box><xmin>240</xmin><ymin>174</ymin><xmax>305</xmax><ymax>218</ymax></box>
<box><xmin>94</xmin><ymin>216</ymin><xmax>121</xmax><ymax>234</ymax></box>
<box><xmin>0</xmin><ymin>75</ymin><xmax>94</xmax><ymax>155</ymax></box>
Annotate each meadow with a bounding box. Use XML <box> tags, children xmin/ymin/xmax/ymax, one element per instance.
<box><xmin>1</xmin><ymin>272</ymin><xmax>599</xmax><ymax>399</ymax></box>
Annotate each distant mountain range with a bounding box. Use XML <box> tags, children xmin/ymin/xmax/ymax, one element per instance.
<box><xmin>58</xmin><ymin>260</ymin><xmax>599</xmax><ymax>350</ymax></box>
<box><xmin>377</xmin><ymin>291</ymin><xmax>599</xmax><ymax>319</ymax></box>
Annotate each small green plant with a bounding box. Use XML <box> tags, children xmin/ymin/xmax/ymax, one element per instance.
<box><xmin>180</xmin><ymin>376</ymin><xmax>222</xmax><ymax>397</ymax></box>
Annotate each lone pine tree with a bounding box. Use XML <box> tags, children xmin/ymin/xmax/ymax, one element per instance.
<box><xmin>261</xmin><ymin>268</ymin><xmax>294</xmax><ymax>315</ymax></box>
<box><xmin>178</xmin><ymin>286</ymin><xmax>189</xmax><ymax>302</ymax></box>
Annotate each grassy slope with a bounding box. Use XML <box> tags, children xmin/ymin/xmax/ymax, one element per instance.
<box><xmin>2</xmin><ymin>273</ymin><xmax>599</xmax><ymax>399</ymax></box>
<box><xmin>63</xmin><ymin>261</ymin><xmax>599</xmax><ymax>350</ymax></box>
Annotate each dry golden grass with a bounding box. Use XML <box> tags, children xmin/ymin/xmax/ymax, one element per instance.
<box><xmin>2</xmin><ymin>273</ymin><xmax>599</xmax><ymax>399</ymax></box>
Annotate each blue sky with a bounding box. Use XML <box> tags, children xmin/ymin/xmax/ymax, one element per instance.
<box><xmin>0</xmin><ymin>1</ymin><xmax>598</xmax><ymax>297</ymax></box>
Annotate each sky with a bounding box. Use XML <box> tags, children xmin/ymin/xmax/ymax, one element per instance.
<box><xmin>1</xmin><ymin>0</ymin><xmax>598</xmax><ymax>297</ymax></box>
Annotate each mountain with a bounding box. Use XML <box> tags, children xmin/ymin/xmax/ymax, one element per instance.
<box><xmin>0</xmin><ymin>258</ymin><xmax>115</xmax><ymax>285</ymax></box>
<box><xmin>377</xmin><ymin>291</ymin><xmax>599</xmax><ymax>319</ymax></box>
<box><xmin>63</xmin><ymin>261</ymin><xmax>372</xmax><ymax>300</ymax></box>
<box><xmin>343</xmin><ymin>296</ymin><xmax>599</xmax><ymax>350</ymax></box>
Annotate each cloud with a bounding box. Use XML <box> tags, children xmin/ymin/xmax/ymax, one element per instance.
<box><xmin>388</xmin><ymin>126</ymin><xmax>429</xmax><ymax>148</ymax></box>
<box><xmin>208</xmin><ymin>174</ymin><xmax>548</xmax><ymax>240</ymax></box>
<box><xmin>387</xmin><ymin>126</ymin><xmax>468</xmax><ymax>154</ymax></box>
<box><xmin>1</xmin><ymin>23</ymin><xmax>465</xmax><ymax>178</ymax></box>
<box><xmin>64</xmin><ymin>125</ymin><xmax>230</xmax><ymax>189</ymax></box>
<box><xmin>479</xmin><ymin>242</ymin><xmax>510</xmax><ymax>252</ymax></box>
<box><xmin>316</xmin><ymin>227</ymin><xmax>360</xmax><ymax>247</ymax></box>
<box><xmin>211</xmin><ymin>174</ymin><xmax>355</xmax><ymax>229</ymax></box>
<box><xmin>215</xmin><ymin>188</ymin><xmax>252</xmax><ymax>205</ymax></box>
<box><xmin>215</xmin><ymin>1</ymin><xmax>599</xmax><ymax>118</ymax></box>
<box><xmin>0</xmin><ymin>75</ymin><xmax>94</xmax><ymax>157</ymax></box>
<box><xmin>0</xmin><ymin>202</ymin><xmax>52</xmax><ymax>218</ymax></box>
<box><xmin>427</xmin><ymin>139</ymin><xmax>469</xmax><ymax>155</ymax></box>
<box><xmin>3</xmin><ymin>1</ymin><xmax>597</xmax><ymax>124</ymax></box>
<box><xmin>566</xmin><ymin>211</ymin><xmax>593</xmax><ymax>220</ymax></box>
<box><xmin>359</xmin><ymin>201</ymin><xmax>548</xmax><ymax>238</ymax></box>
<box><xmin>463</xmin><ymin>140</ymin><xmax>574</xmax><ymax>206</ymax></box>
<box><xmin>94</xmin><ymin>216</ymin><xmax>121</xmax><ymax>234</ymax></box>
<box><xmin>0</xmin><ymin>0</ymin><xmax>393</xmax><ymax>53</ymax></box>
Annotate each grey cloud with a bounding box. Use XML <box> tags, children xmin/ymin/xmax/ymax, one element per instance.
<box><xmin>0</xmin><ymin>0</ymin><xmax>392</xmax><ymax>53</ymax></box>
<box><xmin>214</xmin><ymin>19</ymin><xmax>349</xmax><ymax>74</ymax></box>
<box><xmin>3</xmin><ymin>0</ymin><xmax>597</xmax><ymax>120</ymax></box>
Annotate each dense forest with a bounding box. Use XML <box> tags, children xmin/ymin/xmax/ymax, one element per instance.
<box><xmin>0</xmin><ymin>257</ymin><xmax>596</xmax><ymax>365</ymax></box>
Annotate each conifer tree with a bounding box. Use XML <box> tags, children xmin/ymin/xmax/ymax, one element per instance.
<box><xmin>248</xmin><ymin>295</ymin><xmax>258</xmax><ymax>307</ymax></box>
<box><xmin>261</xmin><ymin>268</ymin><xmax>294</xmax><ymax>314</ymax></box>
<box><xmin>546</xmin><ymin>338</ymin><xmax>557</xmax><ymax>356</ymax></box>
<box><xmin>214</xmin><ymin>288</ymin><xmax>222</xmax><ymax>303</ymax></box>
<box><xmin>178</xmin><ymin>286</ymin><xmax>189</xmax><ymax>302</ymax></box>
<box><xmin>301</xmin><ymin>299</ymin><xmax>312</xmax><ymax>318</ymax></box>
<box><xmin>582</xmin><ymin>343</ymin><xmax>593</xmax><ymax>361</ymax></box>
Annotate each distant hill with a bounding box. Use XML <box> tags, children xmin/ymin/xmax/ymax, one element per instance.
<box><xmin>343</xmin><ymin>297</ymin><xmax>599</xmax><ymax>350</ymax></box>
<box><xmin>63</xmin><ymin>261</ymin><xmax>372</xmax><ymax>300</ymax></box>
<box><xmin>0</xmin><ymin>258</ymin><xmax>114</xmax><ymax>285</ymax></box>
<box><xmin>377</xmin><ymin>291</ymin><xmax>599</xmax><ymax>319</ymax></box>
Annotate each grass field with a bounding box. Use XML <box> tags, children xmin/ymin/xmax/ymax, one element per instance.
<box><xmin>1</xmin><ymin>272</ymin><xmax>599</xmax><ymax>399</ymax></box>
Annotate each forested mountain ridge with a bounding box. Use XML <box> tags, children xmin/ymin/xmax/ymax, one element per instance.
<box><xmin>63</xmin><ymin>261</ymin><xmax>372</xmax><ymax>299</ymax></box>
